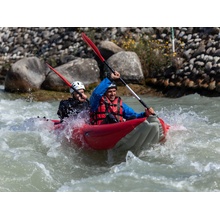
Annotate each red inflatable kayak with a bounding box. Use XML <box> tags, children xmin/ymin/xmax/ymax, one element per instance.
<box><xmin>52</xmin><ymin>115</ymin><xmax>170</xmax><ymax>152</ymax></box>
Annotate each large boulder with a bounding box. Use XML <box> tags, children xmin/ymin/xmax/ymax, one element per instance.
<box><xmin>105</xmin><ymin>51</ymin><xmax>144</xmax><ymax>84</ymax></box>
<box><xmin>99</xmin><ymin>41</ymin><xmax>124</xmax><ymax>60</ymax></box>
<box><xmin>41</xmin><ymin>57</ymin><xmax>100</xmax><ymax>92</ymax></box>
<box><xmin>4</xmin><ymin>57</ymin><xmax>47</xmax><ymax>92</ymax></box>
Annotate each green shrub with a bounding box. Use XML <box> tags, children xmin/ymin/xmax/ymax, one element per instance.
<box><xmin>115</xmin><ymin>36</ymin><xmax>175</xmax><ymax>78</ymax></box>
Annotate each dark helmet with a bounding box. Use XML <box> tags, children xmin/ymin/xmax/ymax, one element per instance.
<box><xmin>107</xmin><ymin>82</ymin><xmax>117</xmax><ymax>90</ymax></box>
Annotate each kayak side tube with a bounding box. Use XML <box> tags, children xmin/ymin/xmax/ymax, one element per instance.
<box><xmin>113</xmin><ymin>115</ymin><xmax>165</xmax><ymax>152</ymax></box>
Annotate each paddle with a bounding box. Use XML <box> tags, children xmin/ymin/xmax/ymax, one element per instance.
<box><xmin>46</xmin><ymin>63</ymin><xmax>89</xmax><ymax>103</ymax></box>
<box><xmin>82</xmin><ymin>33</ymin><xmax>153</xmax><ymax>109</ymax></box>
<box><xmin>81</xmin><ymin>32</ymin><xmax>170</xmax><ymax>132</ymax></box>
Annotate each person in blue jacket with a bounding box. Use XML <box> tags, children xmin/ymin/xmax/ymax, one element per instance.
<box><xmin>89</xmin><ymin>71</ymin><xmax>155</xmax><ymax>125</ymax></box>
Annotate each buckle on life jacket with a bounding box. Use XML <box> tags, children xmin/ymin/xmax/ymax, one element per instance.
<box><xmin>102</xmin><ymin>113</ymin><xmax>119</xmax><ymax>124</ymax></box>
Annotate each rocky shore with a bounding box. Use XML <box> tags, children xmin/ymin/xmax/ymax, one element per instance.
<box><xmin>1</xmin><ymin>27</ymin><xmax>220</xmax><ymax>98</ymax></box>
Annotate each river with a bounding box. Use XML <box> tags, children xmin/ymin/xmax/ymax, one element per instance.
<box><xmin>1</xmin><ymin>85</ymin><xmax>219</xmax><ymax>217</ymax></box>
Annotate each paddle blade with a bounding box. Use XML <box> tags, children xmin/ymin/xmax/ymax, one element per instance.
<box><xmin>81</xmin><ymin>33</ymin><xmax>105</xmax><ymax>62</ymax></box>
<box><xmin>46</xmin><ymin>63</ymin><xmax>72</xmax><ymax>87</ymax></box>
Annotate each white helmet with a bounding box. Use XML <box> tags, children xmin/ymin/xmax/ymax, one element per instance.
<box><xmin>70</xmin><ymin>81</ymin><xmax>85</xmax><ymax>94</ymax></box>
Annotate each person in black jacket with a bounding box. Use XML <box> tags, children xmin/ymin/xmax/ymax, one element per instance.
<box><xmin>57</xmin><ymin>81</ymin><xmax>90</xmax><ymax>121</ymax></box>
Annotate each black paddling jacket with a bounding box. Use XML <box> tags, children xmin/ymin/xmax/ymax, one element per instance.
<box><xmin>57</xmin><ymin>98</ymin><xmax>90</xmax><ymax>120</ymax></box>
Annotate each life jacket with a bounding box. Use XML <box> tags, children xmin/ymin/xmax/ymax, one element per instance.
<box><xmin>91</xmin><ymin>96</ymin><xmax>123</xmax><ymax>125</ymax></box>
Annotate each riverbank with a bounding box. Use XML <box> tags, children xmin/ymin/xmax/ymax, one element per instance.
<box><xmin>12</xmin><ymin>84</ymin><xmax>164</xmax><ymax>102</ymax></box>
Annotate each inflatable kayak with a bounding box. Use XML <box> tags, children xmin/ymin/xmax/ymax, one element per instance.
<box><xmin>52</xmin><ymin>115</ymin><xmax>169</xmax><ymax>153</ymax></box>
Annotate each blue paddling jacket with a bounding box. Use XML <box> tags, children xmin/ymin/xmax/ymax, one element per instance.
<box><xmin>89</xmin><ymin>77</ymin><xmax>146</xmax><ymax>121</ymax></box>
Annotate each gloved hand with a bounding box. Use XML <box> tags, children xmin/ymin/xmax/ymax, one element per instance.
<box><xmin>145</xmin><ymin>107</ymin><xmax>155</xmax><ymax>117</ymax></box>
<box><xmin>107</xmin><ymin>70</ymin><xmax>120</xmax><ymax>81</ymax></box>
<box><xmin>109</xmin><ymin>71</ymin><xmax>120</xmax><ymax>81</ymax></box>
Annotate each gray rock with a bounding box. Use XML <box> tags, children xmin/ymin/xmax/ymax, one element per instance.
<box><xmin>204</xmin><ymin>62</ymin><xmax>212</xmax><ymax>72</ymax></box>
<box><xmin>106</xmin><ymin>51</ymin><xmax>144</xmax><ymax>84</ymax></box>
<box><xmin>99</xmin><ymin>41</ymin><xmax>124</xmax><ymax>60</ymax></box>
<box><xmin>193</xmin><ymin>44</ymin><xmax>206</xmax><ymax>57</ymax></box>
<box><xmin>42</xmin><ymin>58</ymin><xmax>100</xmax><ymax>92</ymax></box>
<box><xmin>214</xmin><ymin>49</ymin><xmax>220</xmax><ymax>56</ymax></box>
<box><xmin>5</xmin><ymin>57</ymin><xmax>47</xmax><ymax>92</ymax></box>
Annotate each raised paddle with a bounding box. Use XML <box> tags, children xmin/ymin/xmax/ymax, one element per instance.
<box><xmin>82</xmin><ymin>32</ymin><xmax>152</xmax><ymax>110</ymax></box>
<box><xmin>81</xmin><ymin>33</ymin><xmax>170</xmax><ymax>132</ymax></box>
<box><xmin>46</xmin><ymin>63</ymin><xmax>89</xmax><ymax>103</ymax></box>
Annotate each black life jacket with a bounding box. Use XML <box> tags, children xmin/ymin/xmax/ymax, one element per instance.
<box><xmin>57</xmin><ymin>98</ymin><xmax>90</xmax><ymax>120</ymax></box>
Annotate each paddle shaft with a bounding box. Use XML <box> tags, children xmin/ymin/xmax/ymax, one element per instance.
<box><xmin>103</xmin><ymin>60</ymin><xmax>149</xmax><ymax>108</ymax></box>
<box><xmin>103</xmin><ymin>49</ymin><xmax>168</xmax><ymax>128</ymax></box>
<box><xmin>46</xmin><ymin>63</ymin><xmax>89</xmax><ymax>103</ymax></box>
<box><xmin>82</xmin><ymin>33</ymin><xmax>150</xmax><ymax>109</ymax></box>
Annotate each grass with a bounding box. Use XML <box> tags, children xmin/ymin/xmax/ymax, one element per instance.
<box><xmin>15</xmin><ymin>84</ymin><xmax>164</xmax><ymax>102</ymax></box>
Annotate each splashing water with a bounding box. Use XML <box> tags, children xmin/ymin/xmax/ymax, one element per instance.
<box><xmin>1</xmin><ymin>89</ymin><xmax>220</xmax><ymax>193</ymax></box>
